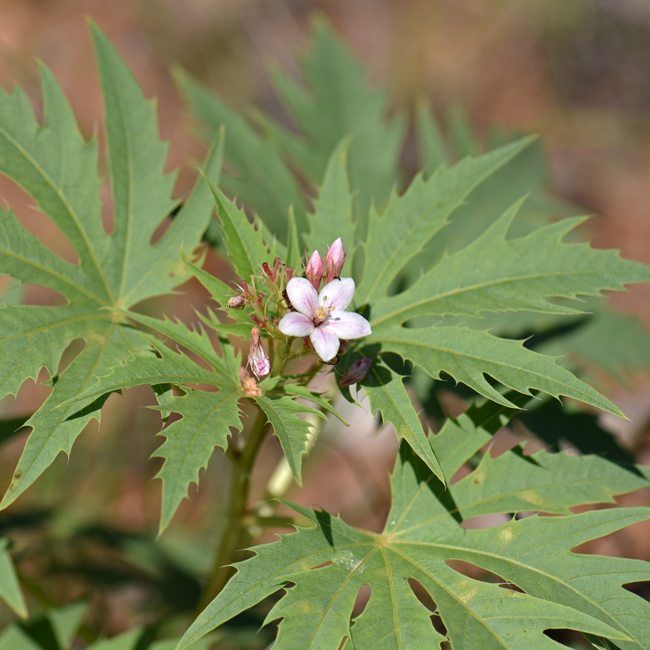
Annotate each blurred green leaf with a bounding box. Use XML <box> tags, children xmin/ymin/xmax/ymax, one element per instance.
<box><xmin>173</xmin><ymin>68</ymin><xmax>307</xmax><ymax>238</ymax></box>
<box><xmin>0</xmin><ymin>537</ymin><xmax>26</xmax><ymax>619</ymax></box>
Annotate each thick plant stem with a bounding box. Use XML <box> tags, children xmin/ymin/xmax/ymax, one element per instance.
<box><xmin>197</xmin><ymin>407</ymin><xmax>268</xmax><ymax>611</ymax></box>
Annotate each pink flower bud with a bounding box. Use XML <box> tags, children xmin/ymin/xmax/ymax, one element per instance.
<box><xmin>228</xmin><ymin>294</ymin><xmax>246</xmax><ymax>310</ymax></box>
<box><xmin>325</xmin><ymin>238</ymin><xmax>346</xmax><ymax>282</ymax></box>
<box><xmin>248</xmin><ymin>327</ymin><xmax>271</xmax><ymax>379</ymax></box>
<box><xmin>305</xmin><ymin>251</ymin><xmax>324</xmax><ymax>291</ymax></box>
<box><xmin>340</xmin><ymin>358</ymin><xmax>372</xmax><ymax>387</ymax></box>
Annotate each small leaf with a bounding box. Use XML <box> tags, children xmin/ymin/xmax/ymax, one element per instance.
<box><xmin>0</xmin><ymin>538</ymin><xmax>27</xmax><ymax>619</ymax></box>
<box><xmin>49</xmin><ymin>602</ymin><xmax>88</xmax><ymax>650</ymax></box>
<box><xmin>416</xmin><ymin>100</ymin><xmax>449</xmax><ymax>175</ymax></box>
<box><xmin>206</xmin><ymin>180</ymin><xmax>271</xmax><ymax>282</ymax></box>
<box><xmin>152</xmin><ymin>388</ymin><xmax>243</xmax><ymax>534</ymax></box>
<box><xmin>253</xmin><ymin>394</ymin><xmax>326</xmax><ymax>484</ymax></box>
<box><xmin>340</xmin><ymin>350</ymin><xmax>444</xmax><ymax>483</ymax></box>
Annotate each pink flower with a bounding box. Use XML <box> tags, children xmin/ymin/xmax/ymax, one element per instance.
<box><xmin>305</xmin><ymin>251</ymin><xmax>324</xmax><ymax>291</ymax></box>
<box><xmin>248</xmin><ymin>327</ymin><xmax>271</xmax><ymax>379</ymax></box>
<box><xmin>340</xmin><ymin>358</ymin><xmax>372</xmax><ymax>387</ymax></box>
<box><xmin>325</xmin><ymin>238</ymin><xmax>346</xmax><ymax>282</ymax></box>
<box><xmin>278</xmin><ymin>277</ymin><xmax>371</xmax><ymax>362</ymax></box>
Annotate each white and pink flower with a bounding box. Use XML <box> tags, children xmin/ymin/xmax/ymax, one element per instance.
<box><xmin>278</xmin><ymin>276</ymin><xmax>371</xmax><ymax>362</ymax></box>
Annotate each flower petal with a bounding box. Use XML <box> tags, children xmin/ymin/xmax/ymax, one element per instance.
<box><xmin>319</xmin><ymin>277</ymin><xmax>355</xmax><ymax>312</ymax></box>
<box><xmin>324</xmin><ymin>311</ymin><xmax>372</xmax><ymax>340</ymax></box>
<box><xmin>310</xmin><ymin>327</ymin><xmax>340</xmax><ymax>362</ymax></box>
<box><xmin>278</xmin><ymin>311</ymin><xmax>315</xmax><ymax>337</ymax></box>
<box><xmin>286</xmin><ymin>277</ymin><xmax>319</xmax><ymax>317</ymax></box>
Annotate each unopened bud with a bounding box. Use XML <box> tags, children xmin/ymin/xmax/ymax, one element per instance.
<box><xmin>248</xmin><ymin>327</ymin><xmax>271</xmax><ymax>379</ymax></box>
<box><xmin>325</xmin><ymin>238</ymin><xmax>346</xmax><ymax>282</ymax></box>
<box><xmin>228</xmin><ymin>294</ymin><xmax>246</xmax><ymax>310</ymax></box>
<box><xmin>340</xmin><ymin>357</ymin><xmax>372</xmax><ymax>387</ymax></box>
<box><xmin>305</xmin><ymin>251</ymin><xmax>324</xmax><ymax>291</ymax></box>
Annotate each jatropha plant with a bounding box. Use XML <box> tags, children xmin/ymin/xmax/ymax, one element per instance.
<box><xmin>1</xmin><ymin>17</ymin><xmax>650</xmax><ymax>650</ymax></box>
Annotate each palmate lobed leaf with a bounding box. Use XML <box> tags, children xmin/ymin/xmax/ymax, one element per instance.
<box><xmin>177</xmin><ymin>400</ymin><xmax>650</xmax><ymax>650</ymax></box>
<box><xmin>0</xmin><ymin>24</ymin><xmax>222</xmax><ymax>509</ymax></box>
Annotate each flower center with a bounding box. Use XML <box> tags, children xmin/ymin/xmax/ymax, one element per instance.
<box><xmin>313</xmin><ymin>303</ymin><xmax>333</xmax><ymax>326</ymax></box>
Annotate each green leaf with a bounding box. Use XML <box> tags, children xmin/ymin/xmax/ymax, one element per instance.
<box><xmin>207</xmin><ymin>181</ymin><xmax>272</xmax><ymax>282</ymax></box>
<box><xmin>0</xmin><ymin>25</ymin><xmax>221</xmax><ymax>508</ymax></box>
<box><xmin>118</xmin><ymin>310</ymin><xmax>241</xmax><ymax>385</ymax></box>
<box><xmin>266</xmin><ymin>17</ymin><xmax>406</xmax><ymax>228</ymax></box>
<box><xmin>370</xmin><ymin>200</ymin><xmax>650</xmax><ymax>328</ymax></box>
<box><xmin>411</xmin><ymin>108</ymin><xmax>577</xmax><ymax>283</ymax></box>
<box><xmin>355</xmin><ymin>137</ymin><xmax>534</xmax><ymax>305</ymax></box>
<box><xmin>416</xmin><ymin>100</ymin><xmax>449</xmax><ymax>175</ymax></box>
<box><xmin>181</xmin><ymin>251</ymin><xmax>247</xmax><ymax>322</ymax></box>
<box><xmin>0</xmin><ymin>627</ymin><xmax>41</xmax><ymax>650</ymax></box>
<box><xmin>253</xmin><ymin>393</ymin><xmax>327</xmax><ymax>484</ymax></box>
<box><xmin>370</xmin><ymin>325</ymin><xmax>624</xmax><ymax>415</ymax></box>
<box><xmin>0</xmin><ymin>538</ymin><xmax>27</xmax><ymax>619</ymax></box>
<box><xmin>304</xmin><ymin>139</ymin><xmax>355</xmax><ymax>266</ymax></box>
<box><xmin>151</xmin><ymin>388</ymin><xmax>243</xmax><ymax>534</ymax></box>
<box><xmin>49</xmin><ymin>602</ymin><xmax>88</xmax><ymax>650</ymax></box>
<box><xmin>55</xmin><ymin>339</ymin><xmax>243</xmax><ymax>532</ymax></box>
<box><xmin>121</xmin><ymin>129</ymin><xmax>225</xmax><ymax>307</ymax></box>
<box><xmin>338</xmin><ymin>349</ymin><xmax>444</xmax><ymax>483</ymax></box>
<box><xmin>538</xmin><ymin>302</ymin><xmax>650</xmax><ymax>386</ymax></box>
<box><xmin>1</xmin><ymin>325</ymin><xmax>152</xmax><ymax>509</ymax></box>
<box><xmin>176</xmin><ymin>423</ymin><xmax>650</xmax><ymax>650</ymax></box>
<box><xmin>63</xmin><ymin>346</ymin><xmax>226</xmax><ymax>406</ymax></box>
<box><xmin>173</xmin><ymin>67</ymin><xmax>307</xmax><ymax>237</ymax></box>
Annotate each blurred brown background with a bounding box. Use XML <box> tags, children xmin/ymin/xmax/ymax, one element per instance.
<box><xmin>1</xmin><ymin>0</ymin><xmax>650</xmax><ymax>640</ymax></box>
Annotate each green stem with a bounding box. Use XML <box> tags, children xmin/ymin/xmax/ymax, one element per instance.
<box><xmin>197</xmin><ymin>406</ymin><xmax>268</xmax><ymax>611</ymax></box>
<box><xmin>196</xmin><ymin>339</ymin><xmax>295</xmax><ymax>612</ymax></box>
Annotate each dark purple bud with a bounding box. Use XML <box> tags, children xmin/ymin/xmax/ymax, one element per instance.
<box><xmin>340</xmin><ymin>358</ymin><xmax>372</xmax><ymax>387</ymax></box>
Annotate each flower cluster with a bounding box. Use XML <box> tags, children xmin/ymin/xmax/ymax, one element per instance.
<box><xmin>227</xmin><ymin>238</ymin><xmax>371</xmax><ymax>384</ymax></box>
<box><xmin>278</xmin><ymin>238</ymin><xmax>371</xmax><ymax>362</ymax></box>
